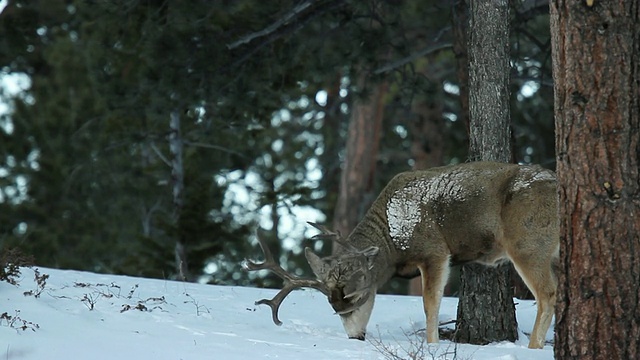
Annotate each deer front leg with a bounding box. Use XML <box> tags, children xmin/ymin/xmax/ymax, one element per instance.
<box><xmin>418</xmin><ymin>257</ymin><xmax>451</xmax><ymax>344</ymax></box>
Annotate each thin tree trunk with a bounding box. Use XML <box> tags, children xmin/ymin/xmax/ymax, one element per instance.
<box><xmin>455</xmin><ymin>0</ymin><xmax>518</xmax><ymax>345</ymax></box>
<box><xmin>551</xmin><ymin>2</ymin><xmax>640</xmax><ymax>359</ymax></box>
<box><xmin>169</xmin><ymin>111</ymin><xmax>190</xmax><ymax>281</ymax></box>
<box><xmin>451</xmin><ymin>0</ymin><xmax>470</xmax><ymax>135</ymax></box>
<box><xmin>319</xmin><ymin>75</ymin><xmax>346</xmax><ymax>230</ymax></box>
<box><xmin>409</xmin><ymin>90</ymin><xmax>445</xmax><ymax>172</ymax></box>
<box><xmin>332</xmin><ymin>79</ymin><xmax>387</xmax><ymax>251</ymax></box>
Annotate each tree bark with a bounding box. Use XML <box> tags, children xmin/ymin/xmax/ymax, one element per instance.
<box><xmin>551</xmin><ymin>2</ymin><xmax>640</xmax><ymax>359</ymax></box>
<box><xmin>332</xmin><ymin>79</ymin><xmax>387</xmax><ymax>251</ymax></box>
<box><xmin>454</xmin><ymin>0</ymin><xmax>518</xmax><ymax>345</ymax></box>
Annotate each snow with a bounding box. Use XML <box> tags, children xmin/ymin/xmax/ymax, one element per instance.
<box><xmin>3</xmin><ymin>267</ymin><xmax>554</xmax><ymax>359</ymax></box>
<box><xmin>386</xmin><ymin>169</ymin><xmax>481</xmax><ymax>251</ymax></box>
<box><xmin>386</xmin><ymin>182</ymin><xmax>423</xmax><ymax>250</ymax></box>
<box><xmin>510</xmin><ymin>166</ymin><xmax>556</xmax><ymax>192</ymax></box>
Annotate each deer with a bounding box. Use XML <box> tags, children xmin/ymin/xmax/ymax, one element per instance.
<box><xmin>244</xmin><ymin>161</ymin><xmax>559</xmax><ymax>349</ymax></box>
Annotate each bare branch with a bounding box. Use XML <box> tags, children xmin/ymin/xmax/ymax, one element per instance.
<box><xmin>374</xmin><ymin>42</ymin><xmax>453</xmax><ymax>75</ymax></box>
<box><xmin>227</xmin><ymin>1</ymin><xmax>314</xmax><ymax>49</ymax></box>
<box><xmin>150</xmin><ymin>142</ymin><xmax>171</xmax><ymax>167</ymax></box>
<box><xmin>223</xmin><ymin>0</ymin><xmax>347</xmax><ymax>71</ymax></box>
<box><xmin>182</xmin><ymin>140</ymin><xmax>248</xmax><ymax>159</ymax></box>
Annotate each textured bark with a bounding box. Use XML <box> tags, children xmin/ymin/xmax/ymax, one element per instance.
<box><xmin>455</xmin><ymin>0</ymin><xmax>518</xmax><ymax>345</ymax></box>
<box><xmin>551</xmin><ymin>2</ymin><xmax>640</xmax><ymax>359</ymax></box>
<box><xmin>466</xmin><ymin>1</ymin><xmax>512</xmax><ymax>163</ymax></box>
<box><xmin>332</xmin><ymin>81</ymin><xmax>387</xmax><ymax>251</ymax></box>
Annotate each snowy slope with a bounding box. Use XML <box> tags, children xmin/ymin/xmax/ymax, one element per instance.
<box><xmin>2</xmin><ymin>267</ymin><xmax>553</xmax><ymax>359</ymax></box>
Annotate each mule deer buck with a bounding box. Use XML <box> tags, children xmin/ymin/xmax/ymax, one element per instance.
<box><xmin>245</xmin><ymin>161</ymin><xmax>558</xmax><ymax>349</ymax></box>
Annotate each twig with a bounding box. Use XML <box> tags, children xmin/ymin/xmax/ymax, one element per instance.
<box><xmin>374</xmin><ymin>33</ymin><xmax>453</xmax><ymax>75</ymax></box>
<box><xmin>183</xmin><ymin>293</ymin><xmax>210</xmax><ymax>316</ymax></box>
<box><xmin>182</xmin><ymin>140</ymin><xmax>248</xmax><ymax>158</ymax></box>
<box><xmin>150</xmin><ymin>141</ymin><xmax>171</xmax><ymax>167</ymax></box>
<box><xmin>222</xmin><ymin>0</ymin><xmax>347</xmax><ymax>72</ymax></box>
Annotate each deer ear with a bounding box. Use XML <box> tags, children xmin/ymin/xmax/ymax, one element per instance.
<box><xmin>361</xmin><ymin>246</ymin><xmax>379</xmax><ymax>269</ymax></box>
<box><xmin>305</xmin><ymin>247</ymin><xmax>328</xmax><ymax>278</ymax></box>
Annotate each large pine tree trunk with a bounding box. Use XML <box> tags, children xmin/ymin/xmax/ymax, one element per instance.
<box><xmin>454</xmin><ymin>0</ymin><xmax>518</xmax><ymax>345</ymax></box>
<box><xmin>332</xmin><ymin>80</ymin><xmax>387</xmax><ymax>250</ymax></box>
<box><xmin>550</xmin><ymin>2</ymin><xmax>640</xmax><ymax>359</ymax></box>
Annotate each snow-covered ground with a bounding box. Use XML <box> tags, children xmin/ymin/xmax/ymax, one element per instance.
<box><xmin>3</xmin><ymin>267</ymin><xmax>553</xmax><ymax>359</ymax></box>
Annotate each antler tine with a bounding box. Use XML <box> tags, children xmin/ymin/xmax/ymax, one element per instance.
<box><xmin>255</xmin><ymin>276</ymin><xmax>329</xmax><ymax>325</ymax></box>
<box><xmin>244</xmin><ymin>230</ymin><xmax>329</xmax><ymax>326</ymax></box>
<box><xmin>243</xmin><ymin>230</ymin><xmax>278</xmax><ymax>273</ymax></box>
<box><xmin>307</xmin><ymin>221</ymin><xmax>359</xmax><ymax>253</ymax></box>
<box><xmin>307</xmin><ymin>221</ymin><xmax>341</xmax><ymax>239</ymax></box>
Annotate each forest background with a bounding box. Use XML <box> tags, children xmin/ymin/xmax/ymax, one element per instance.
<box><xmin>0</xmin><ymin>0</ymin><xmax>553</xmax><ymax>294</ymax></box>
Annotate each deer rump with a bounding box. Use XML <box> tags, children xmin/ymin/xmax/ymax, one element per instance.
<box><xmin>245</xmin><ymin>161</ymin><xmax>559</xmax><ymax>349</ymax></box>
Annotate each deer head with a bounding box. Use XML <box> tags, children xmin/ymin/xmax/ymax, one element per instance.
<box><xmin>244</xmin><ymin>223</ymin><xmax>380</xmax><ymax>340</ymax></box>
<box><xmin>305</xmin><ymin>223</ymin><xmax>379</xmax><ymax>314</ymax></box>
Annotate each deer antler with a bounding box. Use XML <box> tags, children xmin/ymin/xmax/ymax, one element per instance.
<box><xmin>307</xmin><ymin>221</ymin><xmax>360</xmax><ymax>253</ymax></box>
<box><xmin>243</xmin><ymin>231</ymin><xmax>329</xmax><ymax>326</ymax></box>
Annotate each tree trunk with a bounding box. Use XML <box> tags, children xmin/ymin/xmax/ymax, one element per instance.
<box><xmin>454</xmin><ymin>0</ymin><xmax>518</xmax><ymax>345</ymax></box>
<box><xmin>169</xmin><ymin>111</ymin><xmax>190</xmax><ymax>281</ymax></box>
<box><xmin>550</xmin><ymin>2</ymin><xmax>640</xmax><ymax>359</ymax></box>
<box><xmin>332</xmin><ymin>80</ymin><xmax>387</xmax><ymax>251</ymax></box>
<box><xmin>409</xmin><ymin>88</ymin><xmax>445</xmax><ymax>172</ymax></box>
<box><xmin>451</xmin><ymin>0</ymin><xmax>470</xmax><ymax>134</ymax></box>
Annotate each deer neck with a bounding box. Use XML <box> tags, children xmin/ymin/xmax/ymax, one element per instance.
<box><xmin>340</xmin><ymin>212</ymin><xmax>399</xmax><ymax>287</ymax></box>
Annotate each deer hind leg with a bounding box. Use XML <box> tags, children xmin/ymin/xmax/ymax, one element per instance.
<box><xmin>510</xmin><ymin>255</ymin><xmax>557</xmax><ymax>349</ymax></box>
<box><xmin>418</xmin><ymin>256</ymin><xmax>451</xmax><ymax>344</ymax></box>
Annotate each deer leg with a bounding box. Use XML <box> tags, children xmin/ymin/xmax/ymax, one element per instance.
<box><xmin>418</xmin><ymin>256</ymin><xmax>450</xmax><ymax>344</ymax></box>
<box><xmin>511</xmin><ymin>257</ymin><xmax>557</xmax><ymax>349</ymax></box>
